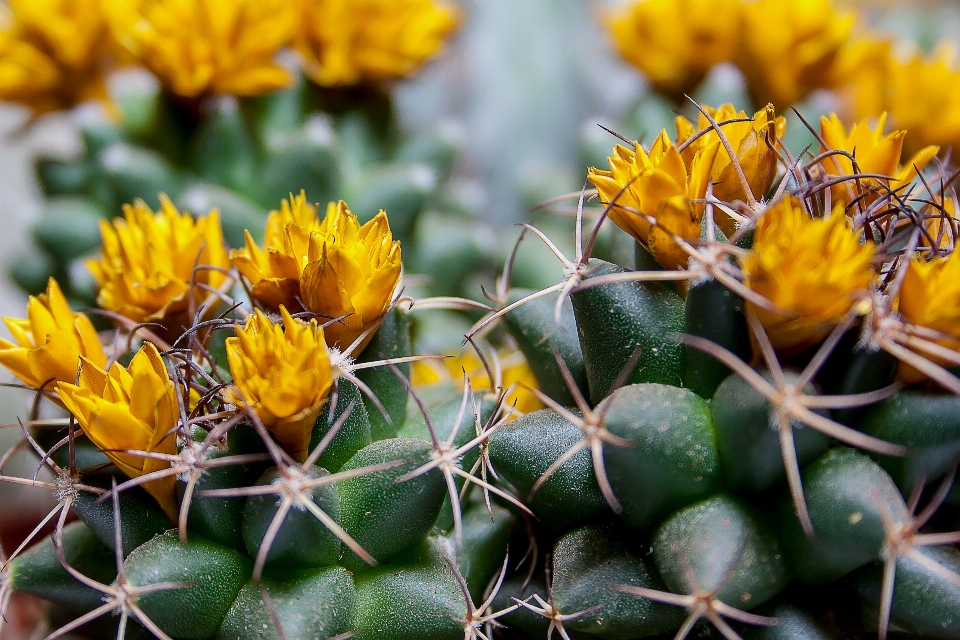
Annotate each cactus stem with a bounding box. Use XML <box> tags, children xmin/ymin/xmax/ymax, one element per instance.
<box><xmin>200</xmin><ymin>404</ymin><xmax>401</xmax><ymax>578</ymax></box>
<box><xmin>512</xmin><ymin>556</ymin><xmax>598</xmax><ymax>640</ymax></box>
<box><xmin>447</xmin><ymin>553</ymin><xmax>518</xmax><ymax>640</ymax></box>
<box><xmin>392</xmin><ymin>370</ymin><xmax>532</xmax><ymax>555</ymax></box>
<box><xmin>875</xmin><ymin>466</ymin><xmax>960</xmax><ymax>640</ymax></box>
<box><xmin>523</xmin><ymin>349</ymin><xmax>637</xmax><ymax>513</ymax></box>
<box><xmin>43</xmin><ymin>480</ymin><xmax>187</xmax><ymax>640</ymax></box>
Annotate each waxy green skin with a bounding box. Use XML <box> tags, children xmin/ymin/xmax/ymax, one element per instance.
<box><xmin>852</xmin><ymin>545</ymin><xmax>960</xmax><ymax>639</ymax></box>
<box><xmin>856</xmin><ymin>391</ymin><xmax>960</xmax><ymax>490</ymax></box>
<box><xmin>455</xmin><ymin>500</ymin><xmax>515</xmax><ymax>603</ymax></box>
<box><xmin>182</xmin><ymin>448</ymin><xmax>261</xmax><ymax>550</ymax></box>
<box><xmin>309</xmin><ymin>378</ymin><xmax>373</xmax><ymax>472</ymax></box>
<box><xmin>351</xmin><ymin>539</ymin><xmax>464</xmax><ymax>640</ymax></box>
<box><xmin>124</xmin><ymin>531</ymin><xmax>251</xmax><ymax>640</ymax></box>
<box><xmin>654</xmin><ymin>495</ymin><xmax>790</xmax><ymax>610</ymax></box>
<box><xmin>355</xmin><ymin>306</ymin><xmax>412</xmax><ymax>441</ymax></box>
<box><xmin>73</xmin><ymin>472</ymin><xmax>172</xmax><ymax>556</ymax></box>
<box><xmin>711</xmin><ymin>370</ymin><xmax>830</xmax><ymax>494</ymax></box>
<box><xmin>241</xmin><ymin>466</ymin><xmax>342</xmax><ymax>569</ymax></box>
<box><xmin>488</xmin><ymin>408</ymin><xmax>611</xmax><ymax>530</ymax></box>
<box><xmin>739</xmin><ymin>603</ymin><xmax>834</xmax><ymax>640</ymax></box>
<box><xmin>504</xmin><ymin>288</ymin><xmax>589</xmax><ymax>406</ymax></box>
<box><xmin>552</xmin><ymin>523</ymin><xmax>685</xmax><ymax>639</ymax></box>
<box><xmin>336</xmin><ymin>438</ymin><xmax>446</xmax><ymax>571</ymax></box>
<box><xmin>217</xmin><ymin>567</ymin><xmax>355</xmax><ymax>640</ymax></box>
<box><xmin>9</xmin><ymin>521</ymin><xmax>117</xmax><ymax>611</ymax></box>
<box><xmin>684</xmin><ymin>278</ymin><xmax>751</xmax><ymax>399</ymax></box>
<box><xmin>602</xmin><ymin>383</ymin><xmax>721</xmax><ymax>530</ymax></box>
<box><xmin>779</xmin><ymin>448</ymin><xmax>909</xmax><ymax>585</ymax></box>
<box><xmin>571</xmin><ymin>259</ymin><xmax>685</xmax><ymax>404</ymax></box>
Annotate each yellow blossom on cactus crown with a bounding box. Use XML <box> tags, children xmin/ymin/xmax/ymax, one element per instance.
<box><xmin>56</xmin><ymin>342</ymin><xmax>178</xmax><ymax>520</ymax></box>
<box><xmin>737</xmin><ymin>0</ymin><xmax>854</xmax><ymax>110</ymax></box>
<box><xmin>608</xmin><ymin>0</ymin><xmax>741</xmax><ymax>101</ymax></box>
<box><xmin>231</xmin><ymin>191</ymin><xmax>324</xmax><ymax>313</ymax></box>
<box><xmin>87</xmin><ymin>195</ymin><xmax>230</xmax><ymax>330</ymax></box>
<box><xmin>296</xmin><ymin>0</ymin><xmax>460</xmax><ymax>87</ymax></box>
<box><xmin>897</xmin><ymin>251</ymin><xmax>960</xmax><ymax>377</ymax></box>
<box><xmin>412</xmin><ymin>349</ymin><xmax>543</xmax><ymax>417</ymax></box>
<box><xmin>742</xmin><ymin>197</ymin><xmax>876</xmax><ymax>354</ymax></box>
<box><xmin>233</xmin><ymin>196</ymin><xmax>402</xmax><ymax>353</ymax></box>
<box><xmin>841</xmin><ymin>40</ymin><xmax>960</xmax><ymax>157</ymax></box>
<box><xmin>0</xmin><ymin>278</ymin><xmax>106</xmax><ymax>391</ymax></box>
<box><xmin>0</xmin><ymin>0</ymin><xmax>112</xmax><ymax>114</ymax></box>
<box><xmin>104</xmin><ymin>0</ymin><xmax>297</xmax><ymax>98</ymax></box>
<box><xmin>819</xmin><ymin>113</ymin><xmax>938</xmax><ymax>207</ymax></box>
<box><xmin>224</xmin><ymin>307</ymin><xmax>333</xmax><ymax>462</ymax></box>
<box><xmin>675</xmin><ymin>103</ymin><xmax>786</xmax><ymax>233</ymax></box>
<box><xmin>587</xmin><ymin>130</ymin><xmax>719</xmax><ymax>271</ymax></box>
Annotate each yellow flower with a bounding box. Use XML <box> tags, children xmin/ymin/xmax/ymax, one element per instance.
<box><xmin>224</xmin><ymin>307</ymin><xmax>333</xmax><ymax>462</ymax></box>
<box><xmin>0</xmin><ymin>0</ymin><xmax>112</xmax><ymax>114</ymax></box>
<box><xmin>897</xmin><ymin>251</ymin><xmax>960</xmax><ymax>380</ymax></box>
<box><xmin>231</xmin><ymin>192</ymin><xmax>323</xmax><ymax>313</ymax></box>
<box><xmin>738</xmin><ymin>0</ymin><xmax>854</xmax><ymax>110</ymax></box>
<box><xmin>0</xmin><ymin>278</ymin><xmax>106</xmax><ymax>391</ymax></box>
<box><xmin>104</xmin><ymin>0</ymin><xmax>297</xmax><ymax>98</ymax></box>
<box><xmin>840</xmin><ymin>41</ymin><xmax>960</xmax><ymax>157</ymax></box>
<box><xmin>87</xmin><ymin>195</ymin><xmax>231</xmax><ymax>334</ymax></box>
<box><xmin>675</xmin><ymin>103</ymin><xmax>786</xmax><ymax>232</ymax></box>
<box><xmin>56</xmin><ymin>342</ymin><xmax>179</xmax><ymax>520</ymax></box>
<box><xmin>296</xmin><ymin>0</ymin><xmax>460</xmax><ymax>87</ymax></box>
<box><xmin>588</xmin><ymin>130</ymin><xmax>719</xmax><ymax>271</ymax></box>
<box><xmin>742</xmin><ymin>197</ymin><xmax>876</xmax><ymax>353</ymax></box>
<box><xmin>232</xmin><ymin>196</ymin><xmax>402</xmax><ymax>352</ymax></box>
<box><xmin>819</xmin><ymin>113</ymin><xmax>938</xmax><ymax>208</ymax></box>
<box><xmin>412</xmin><ymin>349</ymin><xmax>543</xmax><ymax>417</ymax></box>
<box><xmin>607</xmin><ymin>0</ymin><xmax>741</xmax><ymax>101</ymax></box>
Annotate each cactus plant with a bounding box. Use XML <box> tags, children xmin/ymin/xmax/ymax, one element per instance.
<box><xmin>2</xmin><ymin>1</ymin><xmax>960</xmax><ymax>639</ymax></box>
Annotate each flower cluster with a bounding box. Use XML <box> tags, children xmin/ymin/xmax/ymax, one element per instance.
<box><xmin>608</xmin><ymin>0</ymin><xmax>854</xmax><ymax>108</ymax></box>
<box><xmin>0</xmin><ymin>0</ymin><xmax>460</xmax><ymax>112</ymax></box>
<box><xmin>0</xmin><ymin>0</ymin><xmax>112</xmax><ymax>113</ymax></box>
<box><xmin>0</xmin><ymin>188</ymin><xmax>407</xmax><ymax>516</ymax></box>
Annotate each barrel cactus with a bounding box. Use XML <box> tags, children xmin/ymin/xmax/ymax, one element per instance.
<box><xmin>1</xmin><ymin>1</ymin><xmax>960</xmax><ymax>640</ymax></box>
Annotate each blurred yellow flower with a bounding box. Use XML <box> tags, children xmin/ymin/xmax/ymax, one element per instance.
<box><xmin>87</xmin><ymin>195</ymin><xmax>230</xmax><ymax>334</ymax></box>
<box><xmin>819</xmin><ymin>113</ymin><xmax>938</xmax><ymax>209</ymax></box>
<box><xmin>738</xmin><ymin>0</ymin><xmax>854</xmax><ymax>110</ymax></box>
<box><xmin>840</xmin><ymin>40</ymin><xmax>960</xmax><ymax>157</ymax></box>
<box><xmin>0</xmin><ymin>0</ymin><xmax>112</xmax><ymax>114</ymax></box>
<box><xmin>224</xmin><ymin>307</ymin><xmax>333</xmax><ymax>462</ymax></box>
<box><xmin>57</xmin><ymin>342</ymin><xmax>179</xmax><ymax>520</ymax></box>
<box><xmin>676</xmin><ymin>103</ymin><xmax>785</xmax><ymax>232</ymax></box>
<box><xmin>607</xmin><ymin>0</ymin><xmax>741</xmax><ymax>101</ymax></box>
<box><xmin>897</xmin><ymin>251</ymin><xmax>960</xmax><ymax>377</ymax></box>
<box><xmin>233</xmin><ymin>196</ymin><xmax>402</xmax><ymax>353</ymax></box>
<box><xmin>297</xmin><ymin>0</ymin><xmax>460</xmax><ymax>87</ymax></box>
<box><xmin>742</xmin><ymin>197</ymin><xmax>875</xmax><ymax>353</ymax></box>
<box><xmin>0</xmin><ymin>278</ymin><xmax>106</xmax><ymax>391</ymax></box>
<box><xmin>104</xmin><ymin>0</ymin><xmax>297</xmax><ymax>97</ymax></box>
<box><xmin>412</xmin><ymin>349</ymin><xmax>543</xmax><ymax>416</ymax></box>
<box><xmin>588</xmin><ymin>130</ymin><xmax>719</xmax><ymax>271</ymax></box>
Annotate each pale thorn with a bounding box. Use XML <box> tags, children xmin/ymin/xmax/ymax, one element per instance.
<box><xmin>687</xmin><ymin>97</ymin><xmax>760</xmax><ymax>210</ymax></box>
<box><xmin>873</xmin><ymin>466</ymin><xmax>960</xmax><ymax>640</ymax></box>
<box><xmin>391</xmin><ymin>366</ymin><xmax>532</xmax><ymax>553</ymax></box>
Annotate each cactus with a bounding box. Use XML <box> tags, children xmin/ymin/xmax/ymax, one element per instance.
<box><xmin>1</xmin><ymin>1</ymin><xmax>960</xmax><ymax>636</ymax></box>
<box><xmin>3</xmin><ymin>103</ymin><xmax>960</xmax><ymax>640</ymax></box>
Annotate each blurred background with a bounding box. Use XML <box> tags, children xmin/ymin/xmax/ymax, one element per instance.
<box><xmin>2</xmin><ymin>0</ymin><xmax>960</xmax><ymax>633</ymax></box>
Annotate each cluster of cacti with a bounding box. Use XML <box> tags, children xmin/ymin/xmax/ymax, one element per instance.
<box><xmin>2</xmin><ymin>95</ymin><xmax>960</xmax><ymax>640</ymax></box>
<box><xmin>5</xmin><ymin>0</ymin><xmax>479</xmax><ymax>306</ymax></box>
<box><xmin>2</xmin><ymin>1</ymin><xmax>960</xmax><ymax>639</ymax></box>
